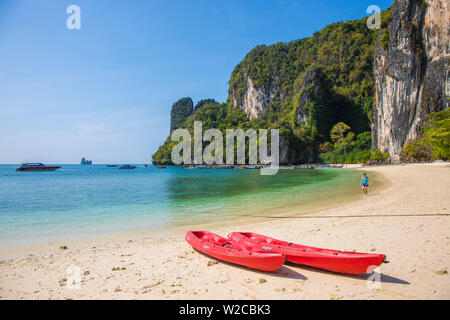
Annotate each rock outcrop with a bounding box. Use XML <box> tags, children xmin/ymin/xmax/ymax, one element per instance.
<box><xmin>294</xmin><ymin>68</ymin><xmax>323</xmax><ymax>125</ymax></box>
<box><xmin>230</xmin><ymin>68</ymin><xmax>323</xmax><ymax>164</ymax></box>
<box><xmin>170</xmin><ymin>97</ymin><xmax>194</xmax><ymax>133</ymax></box>
<box><xmin>230</xmin><ymin>75</ymin><xmax>282</xmax><ymax>120</ymax></box>
<box><xmin>372</xmin><ymin>0</ymin><xmax>449</xmax><ymax>158</ymax></box>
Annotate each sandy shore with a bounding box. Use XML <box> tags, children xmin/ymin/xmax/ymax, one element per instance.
<box><xmin>0</xmin><ymin>163</ymin><xmax>448</xmax><ymax>300</ymax></box>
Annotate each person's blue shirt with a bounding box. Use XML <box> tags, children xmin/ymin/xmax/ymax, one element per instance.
<box><xmin>362</xmin><ymin>177</ymin><xmax>368</xmax><ymax>186</ymax></box>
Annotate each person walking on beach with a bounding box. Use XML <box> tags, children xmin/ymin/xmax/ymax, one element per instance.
<box><xmin>361</xmin><ymin>173</ymin><xmax>369</xmax><ymax>196</ymax></box>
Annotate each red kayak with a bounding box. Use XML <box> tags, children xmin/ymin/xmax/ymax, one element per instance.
<box><xmin>228</xmin><ymin>232</ymin><xmax>387</xmax><ymax>275</ymax></box>
<box><xmin>185</xmin><ymin>231</ymin><xmax>285</xmax><ymax>272</ymax></box>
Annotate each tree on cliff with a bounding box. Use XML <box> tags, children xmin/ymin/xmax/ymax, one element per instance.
<box><xmin>330</xmin><ymin>122</ymin><xmax>355</xmax><ymax>154</ymax></box>
<box><xmin>318</xmin><ymin>124</ymin><xmax>389</xmax><ymax>164</ymax></box>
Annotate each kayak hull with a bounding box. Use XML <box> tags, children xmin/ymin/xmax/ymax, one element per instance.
<box><xmin>185</xmin><ymin>231</ymin><xmax>285</xmax><ymax>272</ymax></box>
<box><xmin>228</xmin><ymin>232</ymin><xmax>386</xmax><ymax>275</ymax></box>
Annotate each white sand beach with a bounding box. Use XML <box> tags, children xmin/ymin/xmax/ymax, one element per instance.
<box><xmin>0</xmin><ymin>163</ymin><xmax>449</xmax><ymax>300</ymax></box>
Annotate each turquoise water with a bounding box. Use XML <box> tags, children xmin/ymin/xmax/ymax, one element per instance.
<box><xmin>0</xmin><ymin>165</ymin><xmax>363</xmax><ymax>250</ymax></box>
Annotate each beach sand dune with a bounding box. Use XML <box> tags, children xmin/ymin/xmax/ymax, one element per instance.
<box><xmin>0</xmin><ymin>163</ymin><xmax>448</xmax><ymax>299</ymax></box>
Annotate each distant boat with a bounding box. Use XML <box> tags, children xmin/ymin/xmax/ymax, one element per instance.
<box><xmin>16</xmin><ymin>163</ymin><xmax>61</xmax><ymax>172</ymax></box>
<box><xmin>242</xmin><ymin>165</ymin><xmax>262</xmax><ymax>169</ymax></box>
<box><xmin>106</xmin><ymin>164</ymin><xmax>118</xmax><ymax>167</ymax></box>
<box><xmin>157</xmin><ymin>165</ymin><xmax>166</xmax><ymax>169</ymax></box>
<box><xmin>143</xmin><ymin>164</ymin><xmax>148</xmax><ymax>168</ymax></box>
<box><xmin>118</xmin><ymin>165</ymin><xmax>136</xmax><ymax>170</ymax></box>
<box><xmin>81</xmin><ymin>157</ymin><xmax>92</xmax><ymax>165</ymax></box>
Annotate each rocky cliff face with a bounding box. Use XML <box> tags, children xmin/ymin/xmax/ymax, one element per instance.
<box><xmin>230</xmin><ymin>69</ymin><xmax>321</xmax><ymax>124</ymax></box>
<box><xmin>230</xmin><ymin>75</ymin><xmax>282</xmax><ymax>120</ymax></box>
<box><xmin>294</xmin><ymin>69</ymin><xmax>322</xmax><ymax>125</ymax></box>
<box><xmin>372</xmin><ymin>0</ymin><xmax>449</xmax><ymax>158</ymax></box>
<box><xmin>226</xmin><ymin>14</ymin><xmax>377</xmax><ymax>164</ymax></box>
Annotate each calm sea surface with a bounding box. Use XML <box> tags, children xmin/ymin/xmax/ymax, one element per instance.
<box><xmin>0</xmin><ymin>165</ymin><xmax>365</xmax><ymax>250</ymax></box>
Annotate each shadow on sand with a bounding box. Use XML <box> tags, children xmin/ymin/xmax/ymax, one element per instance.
<box><xmin>194</xmin><ymin>249</ymin><xmax>307</xmax><ymax>280</ymax></box>
<box><xmin>285</xmin><ymin>262</ymin><xmax>410</xmax><ymax>285</ymax></box>
<box><xmin>192</xmin><ymin>249</ymin><xmax>409</xmax><ymax>284</ymax></box>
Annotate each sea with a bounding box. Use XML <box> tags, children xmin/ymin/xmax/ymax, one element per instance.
<box><xmin>0</xmin><ymin>164</ymin><xmax>367</xmax><ymax>251</ymax></box>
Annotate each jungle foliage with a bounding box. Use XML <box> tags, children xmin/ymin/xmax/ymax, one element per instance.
<box><xmin>401</xmin><ymin>109</ymin><xmax>450</xmax><ymax>162</ymax></box>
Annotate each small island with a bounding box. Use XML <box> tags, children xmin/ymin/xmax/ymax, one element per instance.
<box><xmin>80</xmin><ymin>157</ymin><xmax>92</xmax><ymax>165</ymax></box>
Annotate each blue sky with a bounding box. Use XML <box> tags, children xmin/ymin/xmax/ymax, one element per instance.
<box><xmin>0</xmin><ymin>0</ymin><xmax>393</xmax><ymax>164</ymax></box>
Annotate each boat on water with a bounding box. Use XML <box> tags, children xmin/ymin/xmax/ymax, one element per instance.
<box><xmin>157</xmin><ymin>165</ymin><xmax>166</xmax><ymax>168</ymax></box>
<box><xmin>228</xmin><ymin>232</ymin><xmax>387</xmax><ymax>275</ymax></box>
<box><xmin>106</xmin><ymin>164</ymin><xmax>118</xmax><ymax>167</ymax></box>
<box><xmin>16</xmin><ymin>163</ymin><xmax>61</xmax><ymax>172</ymax></box>
<box><xmin>242</xmin><ymin>164</ymin><xmax>262</xmax><ymax>169</ymax></box>
<box><xmin>118</xmin><ymin>165</ymin><xmax>136</xmax><ymax>170</ymax></box>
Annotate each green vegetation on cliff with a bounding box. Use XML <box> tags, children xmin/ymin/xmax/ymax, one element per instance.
<box><xmin>401</xmin><ymin>109</ymin><xmax>450</xmax><ymax>161</ymax></box>
<box><xmin>318</xmin><ymin>123</ymin><xmax>389</xmax><ymax>164</ymax></box>
<box><xmin>170</xmin><ymin>98</ymin><xmax>194</xmax><ymax>133</ymax></box>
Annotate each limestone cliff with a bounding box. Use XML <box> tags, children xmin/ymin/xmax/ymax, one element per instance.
<box><xmin>230</xmin><ymin>75</ymin><xmax>282</xmax><ymax>120</ymax></box>
<box><xmin>226</xmin><ymin>14</ymin><xmax>377</xmax><ymax>163</ymax></box>
<box><xmin>229</xmin><ymin>68</ymin><xmax>325</xmax><ymax>164</ymax></box>
<box><xmin>229</xmin><ymin>69</ymin><xmax>320</xmax><ymax>125</ymax></box>
<box><xmin>372</xmin><ymin>0</ymin><xmax>449</xmax><ymax>158</ymax></box>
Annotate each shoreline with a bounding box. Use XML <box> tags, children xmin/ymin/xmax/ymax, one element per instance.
<box><xmin>0</xmin><ymin>163</ymin><xmax>448</xmax><ymax>299</ymax></box>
